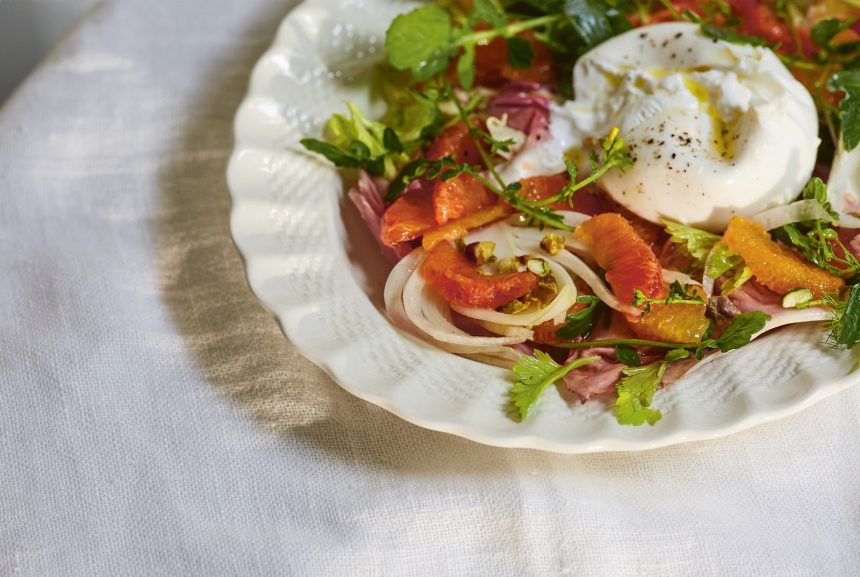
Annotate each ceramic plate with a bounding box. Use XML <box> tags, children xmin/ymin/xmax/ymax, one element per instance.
<box><xmin>227</xmin><ymin>0</ymin><xmax>860</xmax><ymax>452</ymax></box>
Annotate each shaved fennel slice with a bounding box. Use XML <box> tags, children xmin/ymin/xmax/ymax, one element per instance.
<box><xmin>402</xmin><ymin>269</ymin><xmax>527</xmax><ymax>348</ymax></box>
<box><xmin>384</xmin><ymin>247</ymin><xmax>426</xmax><ymax>330</ymax></box>
<box><xmin>450</xmin><ymin>259</ymin><xmax>577</xmax><ymax>326</ymax></box>
<box><xmin>684</xmin><ymin>306</ymin><xmax>833</xmax><ymax>378</ymax></box>
<box><xmin>752</xmin><ymin>199</ymin><xmax>834</xmax><ymax>230</ymax></box>
<box><xmin>662</xmin><ymin>269</ymin><xmax>702</xmax><ymax>287</ymax></box>
<box><xmin>473</xmin><ymin>320</ymin><xmax>534</xmax><ymax>339</ymax></box>
<box><xmin>550</xmin><ymin>249</ymin><xmax>639</xmax><ymax>316</ymax></box>
<box><xmin>757</xmin><ymin>306</ymin><xmax>832</xmax><ymax>336</ymax></box>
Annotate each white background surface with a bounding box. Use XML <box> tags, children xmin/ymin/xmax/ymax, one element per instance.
<box><xmin>1</xmin><ymin>0</ymin><xmax>859</xmax><ymax>575</ymax></box>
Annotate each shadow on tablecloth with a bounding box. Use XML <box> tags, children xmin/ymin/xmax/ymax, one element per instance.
<box><xmin>153</xmin><ymin>0</ymin><xmax>531</xmax><ymax>474</ymax></box>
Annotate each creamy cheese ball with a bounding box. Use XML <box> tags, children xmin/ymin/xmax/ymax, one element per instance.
<box><xmin>568</xmin><ymin>22</ymin><xmax>819</xmax><ymax>231</ymax></box>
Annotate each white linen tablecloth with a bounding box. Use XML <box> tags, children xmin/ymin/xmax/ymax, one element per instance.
<box><xmin>1</xmin><ymin>1</ymin><xmax>859</xmax><ymax>575</ymax></box>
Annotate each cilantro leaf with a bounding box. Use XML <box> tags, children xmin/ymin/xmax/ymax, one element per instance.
<box><xmin>705</xmin><ymin>242</ymin><xmax>751</xmax><ymax>295</ymax></box>
<box><xmin>615</xmin><ymin>361</ymin><xmax>667</xmax><ymax>426</ymax></box>
<box><xmin>510</xmin><ymin>352</ymin><xmax>600</xmax><ymax>420</ymax></box>
<box><xmin>830</xmin><ymin>284</ymin><xmax>860</xmax><ymax>348</ymax></box>
<box><xmin>386</xmin><ymin>5</ymin><xmax>455</xmax><ymax>81</ymax></box>
<box><xmin>555</xmin><ymin>295</ymin><xmax>602</xmax><ymax>339</ymax></box>
<box><xmin>828</xmin><ymin>69</ymin><xmax>860</xmax><ymax>151</ymax></box>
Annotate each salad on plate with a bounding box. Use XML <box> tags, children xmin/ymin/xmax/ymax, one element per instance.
<box><xmin>300</xmin><ymin>0</ymin><xmax>860</xmax><ymax>427</ymax></box>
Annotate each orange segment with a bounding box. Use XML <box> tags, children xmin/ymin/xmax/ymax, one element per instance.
<box><xmin>425</xmin><ymin>121</ymin><xmax>483</xmax><ymax>165</ymax></box>
<box><xmin>574</xmin><ymin>213</ymin><xmax>666</xmax><ymax>306</ymax></box>
<box><xmin>433</xmin><ymin>173</ymin><xmax>496</xmax><ymax>225</ymax></box>
<box><xmin>723</xmin><ymin>215</ymin><xmax>844</xmax><ymax>299</ymax></box>
<box><xmin>422</xmin><ymin>203</ymin><xmax>512</xmax><ymax>251</ymax></box>
<box><xmin>474</xmin><ymin>29</ymin><xmax>555</xmax><ymax>86</ymax></box>
<box><xmin>421</xmin><ymin>241</ymin><xmax>538</xmax><ymax>309</ymax></box>
<box><xmin>632</xmin><ymin>286</ymin><xmax>710</xmax><ymax>344</ymax></box>
<box><xmin>380</xmin><ymin>184</ymin><xmax>435</xmax><ymax>247</ymax></box>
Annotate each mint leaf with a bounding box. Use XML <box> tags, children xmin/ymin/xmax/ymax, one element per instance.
<box><xmin>555</xmin><ymin>295</ymin><xmax>602</xmax><ymax>340</ymax></box>
<box><xmin>715</xmin><ymin>311</ymin><xmax>771</xmax><ymax>352</ymax></box>
<box><xmin>829</xmin><ymin>69</ymin><xmax>860</xmax><ymax>151</ymax></box>
<box><xmin>510</xmin><ymin>352</ymin><xmax>599</xmax><ymax>420</ymax></box>
<box><xmin>386</xmin><ymin>5</ymin><xmax>454</xmax><ymax>81</ymax></box>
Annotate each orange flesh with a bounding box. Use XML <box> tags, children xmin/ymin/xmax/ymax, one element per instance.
<box><xmin>574</xmin><ymin>213</ymin><xmax>667</xmax><ymax>306</ymax></box>
<box><xmin>380</xmin><ymin>185</ymin><xmax>436</xmax><ymax>247</ymax></box>
<box><xmin>422</xmin><ymin>203</ymin><xmax>512</xmax><ymax>251</ymax></box>
<box><xmin>420</xmin><ymin>241</ymin><xmax>539</xmax><ymax>309</ymax></box>
<box><xmin>722</xmin><ymin>215</ymin><xmax>844</xmax><ymax>299</ymax></box>
<box><xmin>432</xmin><ymin>173</ymin><xmax>496</xmax><ymax>225</ymax></box>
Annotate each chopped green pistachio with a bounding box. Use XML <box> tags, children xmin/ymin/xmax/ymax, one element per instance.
<box><xmin>782</xmin><ymin>288</ymin><xmax>814</xmax><ymax>309</ymax></box>
<box><xmin>526</xmin><ymin>258</ymin><xmax>551</xmax><ymax>277</ymax></box>
<box><xmin>464</xmin><ymin>241</ymin><xmax>496</xmax><ymax>266</ymax></box>
<box><xmin>497</xmin><ymin>257</ymin><xmax>523</xmax><ymax>274</ymax></box>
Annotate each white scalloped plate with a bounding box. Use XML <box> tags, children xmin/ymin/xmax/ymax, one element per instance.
<box><xmin>227</xmin><ymin>0</ymin><xmax>860</xmax><ymax>452</ymax></box>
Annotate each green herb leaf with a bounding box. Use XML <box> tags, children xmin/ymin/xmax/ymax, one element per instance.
<box><xmin>556</xmin><ymin>295</ymin><xmax>603</xmax><ymax>339</ymax></box>
<box><xmin>470</xmin><ymin>0</ymin><xmax>506</xmax><ymax>28</ymax></box>
<box><xmin>563</xmin><ymin>0</ymin><xmax>631</xmax><ymax>52</ymax></box>
<box><xmin>510</xmin><ymin>352</ymin><xmax>600</xmax><ymax>420</ymax></box>
<box><xmin>664</xmin><ymin>348</ymin><xmax>691</xmax><ymax>363</ymax></box>
<box><xmin>457</xmin><ymin>43</ymin><xmax>477</xmax><ymax>90</ymax></box>
<box><xmin>615</xmin><ymin>361</ymin><xmax>666</xmax><ymax>426</ymax></box>
<box><xmin>663</xmin><ymin>220</ymin><xmax>720</xmax><ymax>269</ymax></box>
<box><xmin>714</xmin><ymin>311</ymin><xmax>771</xmax><ymax>352</ymax></box>
<box><xmin>385</xmin><ymin>5</ymin><xmax>455</xmax><ymax>81</ymax></box>
<box><xmin>614</xmin><ymin>345</ymin><xmax>641</xmax><ymax>367</ymax></box>
<box><xmin>830</xmin><ymin>284</ymin><xmax>860</xmax><ymax>347</ymax></box>
<box><xmin>506</xmin><ymin>36</ymin><xmax>534</xmax><ymax>68</ymax></box>
<box><xmin>828</xmin><ymin>69</ymin><xmax>860</xmax><ymax>151</ymax></box>
<box><xmin>701</xmin><ymin>24</ymin><xmax>768</xmax><ymax>47</ymax></box>
<box><xmin>299</xmin><ymin>138</ymin><xmax>364</xmax><ymax>168</ymax></box>
<box><xmin>811</xmin><ymin>18</ymin><xmax>848</xmax><ymax>49</ymax></box>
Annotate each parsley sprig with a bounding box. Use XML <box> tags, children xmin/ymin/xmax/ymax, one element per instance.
<box><xmin>510</xmin><ymin>352</ymin><xmax>600</xmax><ymax>420</ymax></box>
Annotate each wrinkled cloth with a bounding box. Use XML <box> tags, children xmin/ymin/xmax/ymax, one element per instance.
<box><xmin>1</xmin><ymin>1</ymin><xmax>860</xmax><ymax>576</ymax></box>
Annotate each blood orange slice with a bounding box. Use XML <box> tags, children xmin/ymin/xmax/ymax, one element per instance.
<box><xmin>421</xmin><ymin>241</ymin><xmax>538</xmax><ymax>309</ymax></box>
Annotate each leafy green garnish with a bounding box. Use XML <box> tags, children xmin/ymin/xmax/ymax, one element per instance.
<box><xmin>386</xmin><ymin>5</ymin><xmax>456</xmax><ymax>82</ymax></box>
<box><xmin>615</xmin><ymin>348</ymin><xmax>690</xmax><ymax>427</ymax></box>
<box><xmin>555</xmin><ymin>295</ymin><xmax>603</xmax><ymax>339</ymax></box>
<box><xmin>614</xmin><ymin>345</ymin><xmax>641</xmax><ymax>367</ymax></box>
<box><xmin>633</xmin><ymin>281</ymin><xmax>704</xmax><ymax>313</ymax></box>
<box><xmin>829</xmin><ymin>69</ymin><xmax>860</xmax><ymax>152</ymax></box>
<box><xmin>663</xmin><ymin>220</ymin><xmax>720</xmax><ymax>271</ymax></box>
<box><xmin>773</xmin><ymin>178</ymin><xmax>860</xmax><ymax>278</ymax></box>
<box><xmin>695</xmin><ymin>311</ymin><xmax>770</xmax><ymax>357</ymax></box>
<box><xmin>829</xmin><ymin>284</ymin><xmax>860</xmax><ymax>348</ymax></box>
<box><xmin>700</xmin><ymin>24</ymin><xmax>768</xmax><ymax>47</ymax></box>
<box><xmin>510</xmin><ymin>352</ymin><xmax>600</xmax><ymax>420</ymax></box>
<box><xmin>506</xmin><ymin>36</ymin><xmax>535</xmax><ymax>68</ymax></box>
